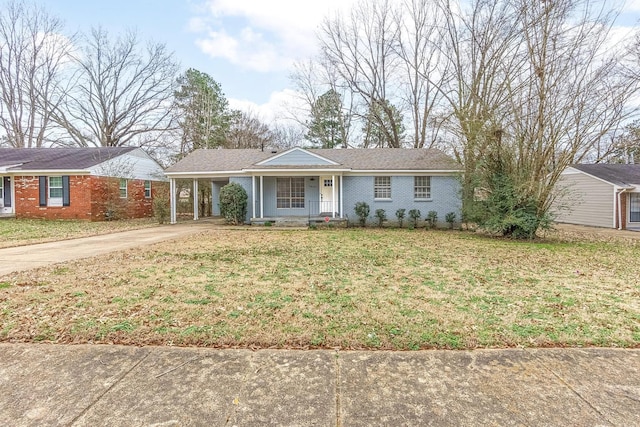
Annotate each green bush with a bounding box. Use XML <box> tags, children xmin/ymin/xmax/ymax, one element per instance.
<box><xmin>445</xmin><ymin>212</ymin><xmax>456</xmax><ymax>229</ymax></box>
<box><xmin>408</xmin><ymin>209</ymin><xmax>421</xmax><ymax>228</ymax></box>
<box><xmin>374</xmin><ymin>209</ymin><xmax>387</xmax><ymax>227</ymax></box>
<box><xmin>219</xmin><ymin>182</ymin><xmax>248</xmax><ymax>225</ymax></box>
<box><xmin>354</xmin><ymin>202</ymin><xmax>370</xmax><ymax>227</ymax></box>
<box><xmin>395</xmin><ymin>208</ymin><xmax>406</xmax><ymax>228</ymax></box>
<box><xmin>427</xmin><ymin>210</ymin><xmax>438</xmax><ymax>229</ymax></box>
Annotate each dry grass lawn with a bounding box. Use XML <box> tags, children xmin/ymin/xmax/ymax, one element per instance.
<box><xmin>0</xmin><ymin>218</ymin><xmax>159</xmax><ymax>248</ymax></box>
<box><xmin>1</xmin><ymin>227</ymin><xmax>639</xmax><ymax>350</ymax></box>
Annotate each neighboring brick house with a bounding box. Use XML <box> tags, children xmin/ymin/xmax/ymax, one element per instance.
<box><xmin>553</xmin><ymin>164</ymin><xmax>640</xmax><ymax>230</ymax></box>
<box><xmin>165</xmin><ymin>147</ymin><xmax>462</xmax><ymax>226</ymax></box>
<box><xmin>0</xmin><ymin>147</ymin><xmax>167</xmax><ymax>221</ymax></box>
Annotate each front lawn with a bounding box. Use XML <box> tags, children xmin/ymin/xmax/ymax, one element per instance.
<box><xmin>0</xmin><ymin>218</ymin><xmax>159</xmax><ymax>248</ymax></box>
<box><xmin>0</xmin><ymin>228</ymin><xmax>638</xmax><ymax>349</ymax></box>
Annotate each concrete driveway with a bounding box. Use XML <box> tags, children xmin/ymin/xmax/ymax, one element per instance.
<box><xmin>0</xmin><ymin>221</ymin><xmax>213</xmax><ymax>276</ymax></box>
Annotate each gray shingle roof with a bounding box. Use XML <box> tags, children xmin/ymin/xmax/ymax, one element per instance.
<box><xmin>571</xmin><ymin>164</ymin><xmax>640</xmax><ymax>187</ymax></box>
<box><xmin>0</xmin><ymin>147</ymin><xmax>137</xmax><ymax>170</ymax></box>
<box><xmin>165</xmin><ymin>148</ymin><xmax>460</xmax><ymax>173</ymax></box>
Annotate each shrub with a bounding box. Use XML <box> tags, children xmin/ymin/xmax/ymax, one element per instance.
<box><xmin>374</xmin><ymin>209</ymin><xmax>387</xmax><ymax>227</ymax></box>
<box><xmin>408</xmin><ymin>209</ymin><xmax>421</xmax><ymax>228</ymax></box>
<box><xmin>395</xmin><ymin>208</ymin><xmax>406</xmax><ymax>228</ymax></box>
<box><xmin>153</xmin><ymin>195</ymin><xmax>170</xmax><ymax>224</ymax></box>
<box><xmin>427</xmin><ymin>210</ymin><xmax>438</xmax><ymax>229</ymax></box>
<box><xmin>354</xmin><ymin>202</ymin><xmax>370</xmax><ymax>227</ymax></box>
<box><xmin>445</xmin><ymin>212</ymin><xmax>456</xmax><ymax>229</ymax></box>
<box><xmin>219</xmin><ymin>182</ymin><xmax>248</xmax><ymax>225</ymax></box>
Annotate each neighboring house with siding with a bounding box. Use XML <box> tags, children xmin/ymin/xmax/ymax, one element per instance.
<box><xmin>0</xmin><ymin>147</ymin><xmax>166</xmax><ymax>221</ymax></box>
<box><xmin>553</xmin><ymin>164</ymin><xmax>640</xmax><ymax>230</ymax></box>
<box><xmin>164</xmin><ymin>147</ymin><xmax>462</xmax><ymax>226</ymax></box>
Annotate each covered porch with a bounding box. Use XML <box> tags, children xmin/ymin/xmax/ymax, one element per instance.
<box><xmin>167</xmin><ymin>173</ymin><xmax>346</xmax><ymax>225</ymax></box>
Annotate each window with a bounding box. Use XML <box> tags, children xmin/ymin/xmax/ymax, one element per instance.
<box><xmin>374</xmin><ymin>176</ymin><xmax>391</xmax><ymax>199</ymax></box>
<box><xmin>324</xmin><ymin>179</ymin><xmax>333</xmax><ymax>187</ymax></box>
<box><xmin>414</xmin><ymin>176</ymin><xmax>431</xmax><ymax>199</ymax></box>
<box><xmin>48</xmin><ymin>176</ymin><xmax>63</xmax><ymax>206</ymax></box>
<box><xmin>277</xmin><ymin>177</ymin><xmax>305</xmax><ymax>209</ymax></box>
<box><xmin>144</xmin><ymin>180</ymin><xmax>151</xmax><ymax>198</ymax></box>
<box><xmin>119</xmin><ymin>179</ymin><xmax>128</xmax><ymax>198</ymax></box>
<box><xmin>631</xmin><ymin>193</ymin><xmax>640</xmax><ymax>223</ymax></box>
<box><xmin>0</xmin><ymin>177</ymin><xmax>3</xmax><ymax>204</ymax></box>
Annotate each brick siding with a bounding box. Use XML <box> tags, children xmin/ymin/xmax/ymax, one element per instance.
<box><xmin>14</xmin><ymin>175</ymin><xmax>168</xmax><ymax>221</ymax></box>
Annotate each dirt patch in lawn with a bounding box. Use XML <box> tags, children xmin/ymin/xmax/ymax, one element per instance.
<box><xmin>1</xmin><ymin>228</ymin><xmax>638</xmax><ymax>350</ymax></box>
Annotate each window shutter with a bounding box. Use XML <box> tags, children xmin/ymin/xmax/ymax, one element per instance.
<box><xmin>3</xmin><ymin>177</ymin><xmax>10</xmax><ymax>207</ymax></box>
<box><xmin>39</xmin><ymin>176</ymin><xmax>47</xmax><ymax>207</ymax></box>
<box><xmin>62</xmin><ymin>176</ymin><xmax>70</xmax><ymax>206</ymax></box>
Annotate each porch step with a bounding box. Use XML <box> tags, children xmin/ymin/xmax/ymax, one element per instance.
<box><xmin>275</xmin><ymin>218</ymin><xmax>309</xmax><ymax>227</ymax></box>
<box><xmin>0</xmin><ymin>214</ymin><xmax>16</xmax><ymax>220</ymax></box>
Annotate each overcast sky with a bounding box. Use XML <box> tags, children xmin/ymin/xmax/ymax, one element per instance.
<box><xmin>41</xmin><ymin>0</ymin><xmax>640</xmax><ymax>123</ymax></box>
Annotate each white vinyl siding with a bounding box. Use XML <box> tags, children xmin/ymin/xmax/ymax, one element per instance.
<box><xmin>553</xmin><ymin>172</ymin><xmax>614</xmax><ymax>228</ymax></box>
<box><xmin>374</xmin><ymin>176</ymin><xmax>391</xmax><ymax>199</ymax></box>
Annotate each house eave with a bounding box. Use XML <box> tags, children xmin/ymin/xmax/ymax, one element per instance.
<box><xmin>4</xmin><ymin>169</ymin><xmax>91</xmax><ymax>175</ymax></box>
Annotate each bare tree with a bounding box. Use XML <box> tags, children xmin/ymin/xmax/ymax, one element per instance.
<box><xmin>319</xmin><ymin>0</ymin><xmax>404</xmax><ymax>147</ymax></box>
<box><xmin>226</xmin><ymin>110</ymin><xmax>274</xmax><ymax>150</ymax></box>
<box><xmin>0</xmin><ymin>0</ymin><xmax>72</xmax><ymax>147</ymax></box>
<box><xmin>50</xmin><ymin>28</ymin><xmax>179</xmax><ymax>147</ymax></box>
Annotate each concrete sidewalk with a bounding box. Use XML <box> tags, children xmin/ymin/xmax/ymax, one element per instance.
<box><xmin>0</xmin><ymin>221</ymin><xmax>214</xmax><ymax>276</ymax></box>
<box><xmin>0</xmin><ymin>344</ymin><xmax>638</xmax><ymax>426</ymax></box>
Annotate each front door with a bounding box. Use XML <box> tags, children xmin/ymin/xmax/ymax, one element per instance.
<box><xmin>319</xmin><ymin>176</ymin><xmax>334</xmax><ymax>214</ymax></box>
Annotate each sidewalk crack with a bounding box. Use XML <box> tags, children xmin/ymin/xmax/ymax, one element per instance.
<box><xmin>532</xmin><ymin>352</ymin><xmax>614</xmax><ymax>426</ymax></box>
<box><xmin>69</xmin><ymin>350</ymin><xmax>150</xmax><ymax>426</ymax></box>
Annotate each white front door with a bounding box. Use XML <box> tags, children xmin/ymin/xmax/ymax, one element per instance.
<box><xmin>319</xmin><ymin>176</ymin><xmax>334</xmax><ymax>214</ymax></box>
<box><xmin>0</xmin><ymin>176</ymin><xmax>12</xmax><ymax>214</ymax></box>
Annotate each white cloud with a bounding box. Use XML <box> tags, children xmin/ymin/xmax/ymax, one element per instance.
<box><xmin>623</xmin><ymin>0</ymin><xmax>640</xmax><ymax>12</ymax></box>
<box><xmin>229</xmin><ymin>88</ymin><xmax>308</xmax><ymax>124</ymax></box>
<box><xmin>191</xmin><ymin>0</ymin><xmax>359</xmax><ymax>72</ymax></box>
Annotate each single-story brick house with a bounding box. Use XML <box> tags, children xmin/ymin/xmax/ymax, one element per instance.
<box><xmin>553</xmin><ymin>164</ymin><xmax>640</xmax><ymax>230</ymax></box>
<box><xmin>164</xmin><ymin>147</ymin><xmax>462</xmax><ymax>226</ymax></box>
<box><xmin>0</xmin><ymin>147</ymin><xmax>166</xmax><ymax>221</ymax></box>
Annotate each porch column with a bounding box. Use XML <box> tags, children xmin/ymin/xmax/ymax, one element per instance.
<box><xmin>210</xmin><ymin>181</ymin><xmax>215</xmax><ymax>216</ymax></box>
<box><xmin>252</xmin><ymin>175</ymin><xmax>256</xmax><ymax>219</ymax></box>
<box><xmin>339</xmin><ymin>175</ymin><xmax>344</xmax><ymax>218</ymax></box>
<box><xmin>170</xmin><ymin>178</ymin><xmax>177</xmax><ymax>224</ymax></box>
<box><xmin>332</xmin><ymin>174</ymin><xmax>336</xmax><ymax>218</ymax></box>
<box><xmin>260</xmin><ymin>175</ymin><xmax>264</xmax><ymax>219</ymax></box>
<box><xmin>193</xmin><ymin>179</ymin><xmax>199</xmax><ymax>221</ymax></box>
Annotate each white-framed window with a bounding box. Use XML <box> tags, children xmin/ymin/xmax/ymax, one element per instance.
<box><xmin>119</xmin><ymin>178</ymin><xmax>128</xmax><ymax>198</ymax></box>
<box><xmin>630</xmin><ymin>193</ymin><xmax>640</xmax><ymax>223</ymax></box>
<box><xmin>48</xmin><ymin>176</ymin><xmax>63</xmax><ymax>206</ymax></box>
<box><xmin>144</xmin><ymin>180</ymin><xmax>151</xmax><ymax>198</ymax></box>
<box><xmin>0</xmin><ymin>177</ymin><xmax>3</xmax><ymax>204</ymax></box>
<box><xmin>414</xmin><ymin>176</ymin><xmax>431</xmax><ymax>199</ymax></box>
<box><xmin>374</xmin><ymin>176</ymin><xmax>391</xmax><ymax>199</ymax></box>
<box><xmin>277</xmin><ymin>177</ymin><xmax>305</xmax><ymax>209</ymax></box>
<box><xmin>324</xmin><ymin>179</ymin><xmax>333</xmax><ymax>187</ymax></box>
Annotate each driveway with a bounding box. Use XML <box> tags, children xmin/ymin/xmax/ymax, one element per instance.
<box><xmin>0</xmin><ymin>221</ymin><xmax>214</xmax><ymax>276</ymax></box>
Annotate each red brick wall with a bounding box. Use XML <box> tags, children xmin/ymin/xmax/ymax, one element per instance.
<box><xmin>14</xmin><ymin>175</ymin><xmax>93</xmax><ymax>220</ymax></box>
<box><xmin>14</xmin><ymin>175</ymin><xmax>168</xmax><ymax>221</ymax></box>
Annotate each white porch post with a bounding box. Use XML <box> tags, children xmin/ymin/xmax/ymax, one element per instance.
<box><xmin>332</xmin><ymin>174</ymin><xmax>336</xmax><ymax>218</ymax></box>
<box><xmin>259</xmin><ymin>175</ymin><xmax>264</xmax><ymax>219</ymax></box>
<box><xmin>339</xmin><ymin>175</ymin><xmax>344</xmax><ymax>219</ymax></box>
<box><xmin>252</xmin><ymin>176</ymin><xmax>256</xmax><ymax>219</ymax></box>
<box><xmin>170</xmin><ymin>178</ymin><xmax>177</xmax><ymax>224</ymax></box>
<box><xmin>210</xmin><ymin>181</ymin><xmax>215</xmax><ymax>216</ymax></box>
<box><xmin>193</xmin><ymin>179</ymin><xmax>199</xmax><ymax>221</ymax></box>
